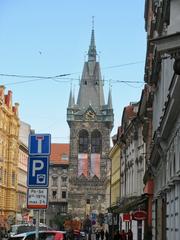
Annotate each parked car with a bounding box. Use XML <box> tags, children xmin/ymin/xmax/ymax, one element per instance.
<box><xmin>80</xmin><ymin>231</ymin><xmax>86</xmax><ymax>240</ymax></box>
<box><xmin>9</xmin><ymin>224</ymin><xmax>51</xmax><ymax>237</ymax></box>
<box><xmin>8</xmin><ymin>230</ymin><xmax>64</xmax><ymax>240</ymax></box>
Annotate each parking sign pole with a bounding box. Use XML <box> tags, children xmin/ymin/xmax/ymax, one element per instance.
<box><xmin>27</xmin><ymin>133</ymin><xmax>51</xmax><ymax>238</ymax></box>
<box><xmin>35</xmin><ymin>210</ymin><xmax>39</xmax><ymax>240</ymax></box>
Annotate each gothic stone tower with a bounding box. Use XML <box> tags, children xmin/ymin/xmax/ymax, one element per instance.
<box><xmin>67</xmin><ymin>28</ymin><xmax>114</xmax><ymax>218</ymax></box>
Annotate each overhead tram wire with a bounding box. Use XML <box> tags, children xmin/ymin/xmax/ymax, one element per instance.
<box><xmin>102</xmin><ymin>60</ymin><xmax>144</xmax><ymax>69</ymax></box>
<box><xmin>0</xmin><ymin>60</ymin><xmax>144</xmax><ymax>79</ymax></box>
<box><xmin>2</xmin><ymin>77</ymin><xmax>144</xmax><ymax>86</ymax></box>
<box><xmin>0</xmin><ymin>73</ymin><xmax>75</xmax><ymax>86</ymax></box>
<box><xmin>0</xmin><ymin>73</ymin><xmax>74</xmax><ymax>79</ymax></box>
<box><xmin>0</xmin><ymin>60</ymin><xmax>144</xmax><ymax>86</ymax></box>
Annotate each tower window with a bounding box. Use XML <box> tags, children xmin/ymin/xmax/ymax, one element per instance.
<box><xmin>84</xmin><ymin>81</ymin><xmax>87</xmax><ymax>85</ymax></box>
<box><xmin>91</xmin><ymin>130</ymin><xmax>102</xmax><ymax>153</ymax></box>
<box><xmin>79</xmin><ymin>130</ymin><xmax>89</xmax><ymax>153</ymax></box>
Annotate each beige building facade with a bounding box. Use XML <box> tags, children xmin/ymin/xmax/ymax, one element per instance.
<box><xmin>16</xmin><ymin>121</ymin><xmax>31</xmax><ymax>223</ymax></box>
<box><xmin>0</xmin><ymin>86</ymin><xmax>20</xmax><ymax>227</ymax></box>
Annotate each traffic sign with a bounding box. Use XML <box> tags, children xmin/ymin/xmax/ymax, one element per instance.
<box><xmin>27</xmin><ymin>188</ymin><xmax>48</xmax><ymax>209</ymax></box>
<box><xmin>27</xmin><ymin>156</ymin><xmax>49</xmax><ymax>187</ymax></box>
<box><xmin>29</xmin><ymin>134</ymin><xmax>51</xmax><ymax>155</ymax></box>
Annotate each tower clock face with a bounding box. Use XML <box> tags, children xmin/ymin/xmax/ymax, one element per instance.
<box><xmin>85</xmin><ymin>110</ymin><xmax>95</xmax><ymax>120</ymax></box>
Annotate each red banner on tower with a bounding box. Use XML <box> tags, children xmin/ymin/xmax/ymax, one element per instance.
<box><xmin>78</xmin><ymin>154</ymin><xmax>88</xmax><ymax>177</ymax></box>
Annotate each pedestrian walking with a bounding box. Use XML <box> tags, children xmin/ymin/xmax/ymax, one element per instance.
<box><xmin>127</xmin><ymin>229</ymin><xmax>133</xmax><ymax>240</ymax></box>
<box><xmin>105</xmin><ymin>231</ymin><xmax>109</xmax><ymax>240</ymax></box>
<box><xmin>96</xmin><ymin>231</ymin><xmax>100</xmax><ymax>240</ymax></box>
<box><xmin>113</xmin><ymin>231</ymin><xmax>119</xmax><ymax>240</ymax></box>
<box><xmin>100</xmin><ymin>229</ymin><xmax>104</xmax><ymax>240</ymax></box>
<box><xmin>119</xmin><ymin>230</ymin><xmax>126</xmax><ymax>240</ymax></box>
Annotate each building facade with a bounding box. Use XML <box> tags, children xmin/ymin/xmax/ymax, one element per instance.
<box><xmin>17</xmin><ymin>121</ymin><xmax>31</xmax><ymax>223</ymax></box>
<box><xmin>144</xmin><ymin>0</ymin><xmax>180</xmax><ymax>239</ymax></box>
<box><xmin>108</xmin><ymin>132</ymin><xmax>121</xmax><ymax>235</ymax></box>
<box><xmin>109</xmin><ymin>138</ymin><xmax>121</xmax><ymax>208</ymax></box>
<box><xmin>67</xmin><ymin>28</ymin><xmax>114</xmax><ymax>218</ymax></box>
<box><xmin>46</xmin><ymin>143</ymin><xmax>69</xmax><ymax>229</ymax></box>
<box><xmin>118</xmin><ymin>102</ymin><xmax>146</xmax><ymax>240</ymax></box>
<box><xmin>0</xmin><ymin>86</ymin><xmax>19</xmax><ymax>227</ymax></box>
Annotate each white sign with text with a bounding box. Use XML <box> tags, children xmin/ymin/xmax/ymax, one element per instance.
<box><xmin>27</xmin><ymin>188</ymin><xmax>48</xmax><ymax>209</ymax></box>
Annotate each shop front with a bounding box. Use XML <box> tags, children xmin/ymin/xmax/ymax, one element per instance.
<box><xmin>113</xmin><ymin>195</ymin><xmax>148</xmax><ymax>240</ymax></box>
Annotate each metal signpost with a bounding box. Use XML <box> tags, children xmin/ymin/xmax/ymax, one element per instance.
<box><xmin>27</xmin><ymin>133</ymin><xmax>51</xmax><ymax>240</ymax></box>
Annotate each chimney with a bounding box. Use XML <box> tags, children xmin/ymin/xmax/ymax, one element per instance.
<box><xmin>0</xmin><ymin>85</ymin><xmax>5</xmax><ymax>103</ymax></box>
<box><xmin>13</xmin><ymin>102</ymin><xmax>19</xmax><ymax>117</ymax></box>
<box><xmin>5</xmin><ymin>90</ymin><xmax>12</xmax><ymax>109</ymax></box>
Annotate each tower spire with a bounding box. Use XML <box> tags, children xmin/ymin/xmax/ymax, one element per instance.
<box><xmin>107</xmin><ymin>87</ymin><xmax>113</xmax><ymax>109</ymax></box>
<box><xmin>88</xmin><ymin>16</ymin><xmax>97</xmax><ymax>62</ymax></box>
<box><xmin>68</xmin><ymin>85</ymin><xmax>74</xmax><ymax>108</ymax></box>
<box><xmin>92</xmin><ymin>16</ymin><xmax>94</xmax><ymax>30</ymax></box>
<box><xmin>76</xmin><ymin>20</ymin><xmax>105</xmax><ymax>110</ymax></box>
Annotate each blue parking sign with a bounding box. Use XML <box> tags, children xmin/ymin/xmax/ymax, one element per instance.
<box><xmin>27</xmin><ymin>156</ymin><xmax>49</xmax><ymax>187</ymax></box>
<box><xmin>29</xmin><ymin>134</ymin><xmax>51</xmax><ymax>155</ymax></box>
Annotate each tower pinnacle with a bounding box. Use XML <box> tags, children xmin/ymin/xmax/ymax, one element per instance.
<box><xmin>88</xmin><ymin>18</ymin><xmax>97</xmax><ymax>62</ymax></box>
<box><xmin>92</xmin><ymin>16</ymin><xmax>94</xmax><ymax>30</ymax></box>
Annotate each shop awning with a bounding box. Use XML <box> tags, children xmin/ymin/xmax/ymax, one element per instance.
<box><xmin>109</xmin><ymin>195</ymin><xmax>148</xmax><ymax>213</ymax></box>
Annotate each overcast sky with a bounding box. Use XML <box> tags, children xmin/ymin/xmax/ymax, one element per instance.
<box><xmin>0</xmin><ymin>0</ymin><xmax>146</xmax><ymax>143</ymax></box>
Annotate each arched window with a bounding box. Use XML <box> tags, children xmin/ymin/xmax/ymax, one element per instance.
<box><xmin>91</xmin><ymin>130</ymin><xmax>102</xmax><ymax>153</ymax></box>
<box><xmin>79</xmin><ymin>130</ymin><xmax>89</xmax><ymax>153</ymax></box>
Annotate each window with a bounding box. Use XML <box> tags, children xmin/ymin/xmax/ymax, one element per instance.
<box><xmin>52</xmin><ymin>176</ymin><xmax>58</xmax><ymax>186</ymax></box>
<box><xmin>91</xmin><ymin>130</ymin><xmax>102</xmax><ymax>153</ymax></box>
<box><xmin>12</xmin><ymin>171</ymin><xmax>16</xmax><ymax>186</ymax></box>
<box><xmin>0</xmin><ymin>167</ymin><xmax>3</xmax><ymax>183</ymax></box>
<box><xmin>79</xmin><ymin>130</ymin><xmax>89</xmax><ymax>153</ymax></box>
<box><xmin>52</xmin><ymin>190</ymin><xmax>57</xmax><ymax>199</ymax></box>
<box><xmin>26</xmin><ymin>233</ymin><xmax>35</xmax><ymax>240</ymax></box>
<box><xmin>62</xmin><ymin>176</ymin><xmax>67</xmax><ymax>182</ymax></box>
<box><xmin>62</xmin><ymin>191</ymin><xmax>66</xmax><ymax>199</ymax></box>
<box><xmin>173</xmin><ymin>153</ymin><xmax>176</xmax><ymax>175</ymax></box>
<box><xmin>4</xmin><ymin>169</ymin><xmax>7</xmax><ymax>185</ymax></box>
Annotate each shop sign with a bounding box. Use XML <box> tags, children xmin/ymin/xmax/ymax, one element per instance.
<box><xmin>123</xmin><ymin>213</ymin><xmax>130</xmax><ymax>222</ymax></box>
<box><xmin>133</xmin><ymin>210</ymin><xmax>147</xmax><ymax>221</ymax></box>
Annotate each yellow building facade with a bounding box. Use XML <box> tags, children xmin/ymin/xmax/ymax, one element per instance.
<box><xmin>109</xmin><ymin>143</ymin><xmax>121</xmax><ymax>207</ymax></box>
<box><xmin>0</xmin><ymin>86</ymin><xmax>20</xmax><ymax>227</ymax></box>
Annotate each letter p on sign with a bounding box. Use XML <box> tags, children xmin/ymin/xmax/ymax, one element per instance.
<box><xmin>32</xmin><ymin>160</ymin><xmax>44</xmax><ymax>176</ymax></box>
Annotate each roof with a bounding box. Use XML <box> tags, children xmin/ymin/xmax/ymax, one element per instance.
<box><xmin>121</xmin><ymin>103</ymin><xmax>138</xmax><ymax>129</ymax></box>
<box><xmin>125</xmin><ymin>105</ymin><xmax>137</xmax><ymax>120</ymax></box>
<box><xmin>50</xmin><ymin>143</ymin><xmax>69</xmax><ymax>165</ymax></box>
